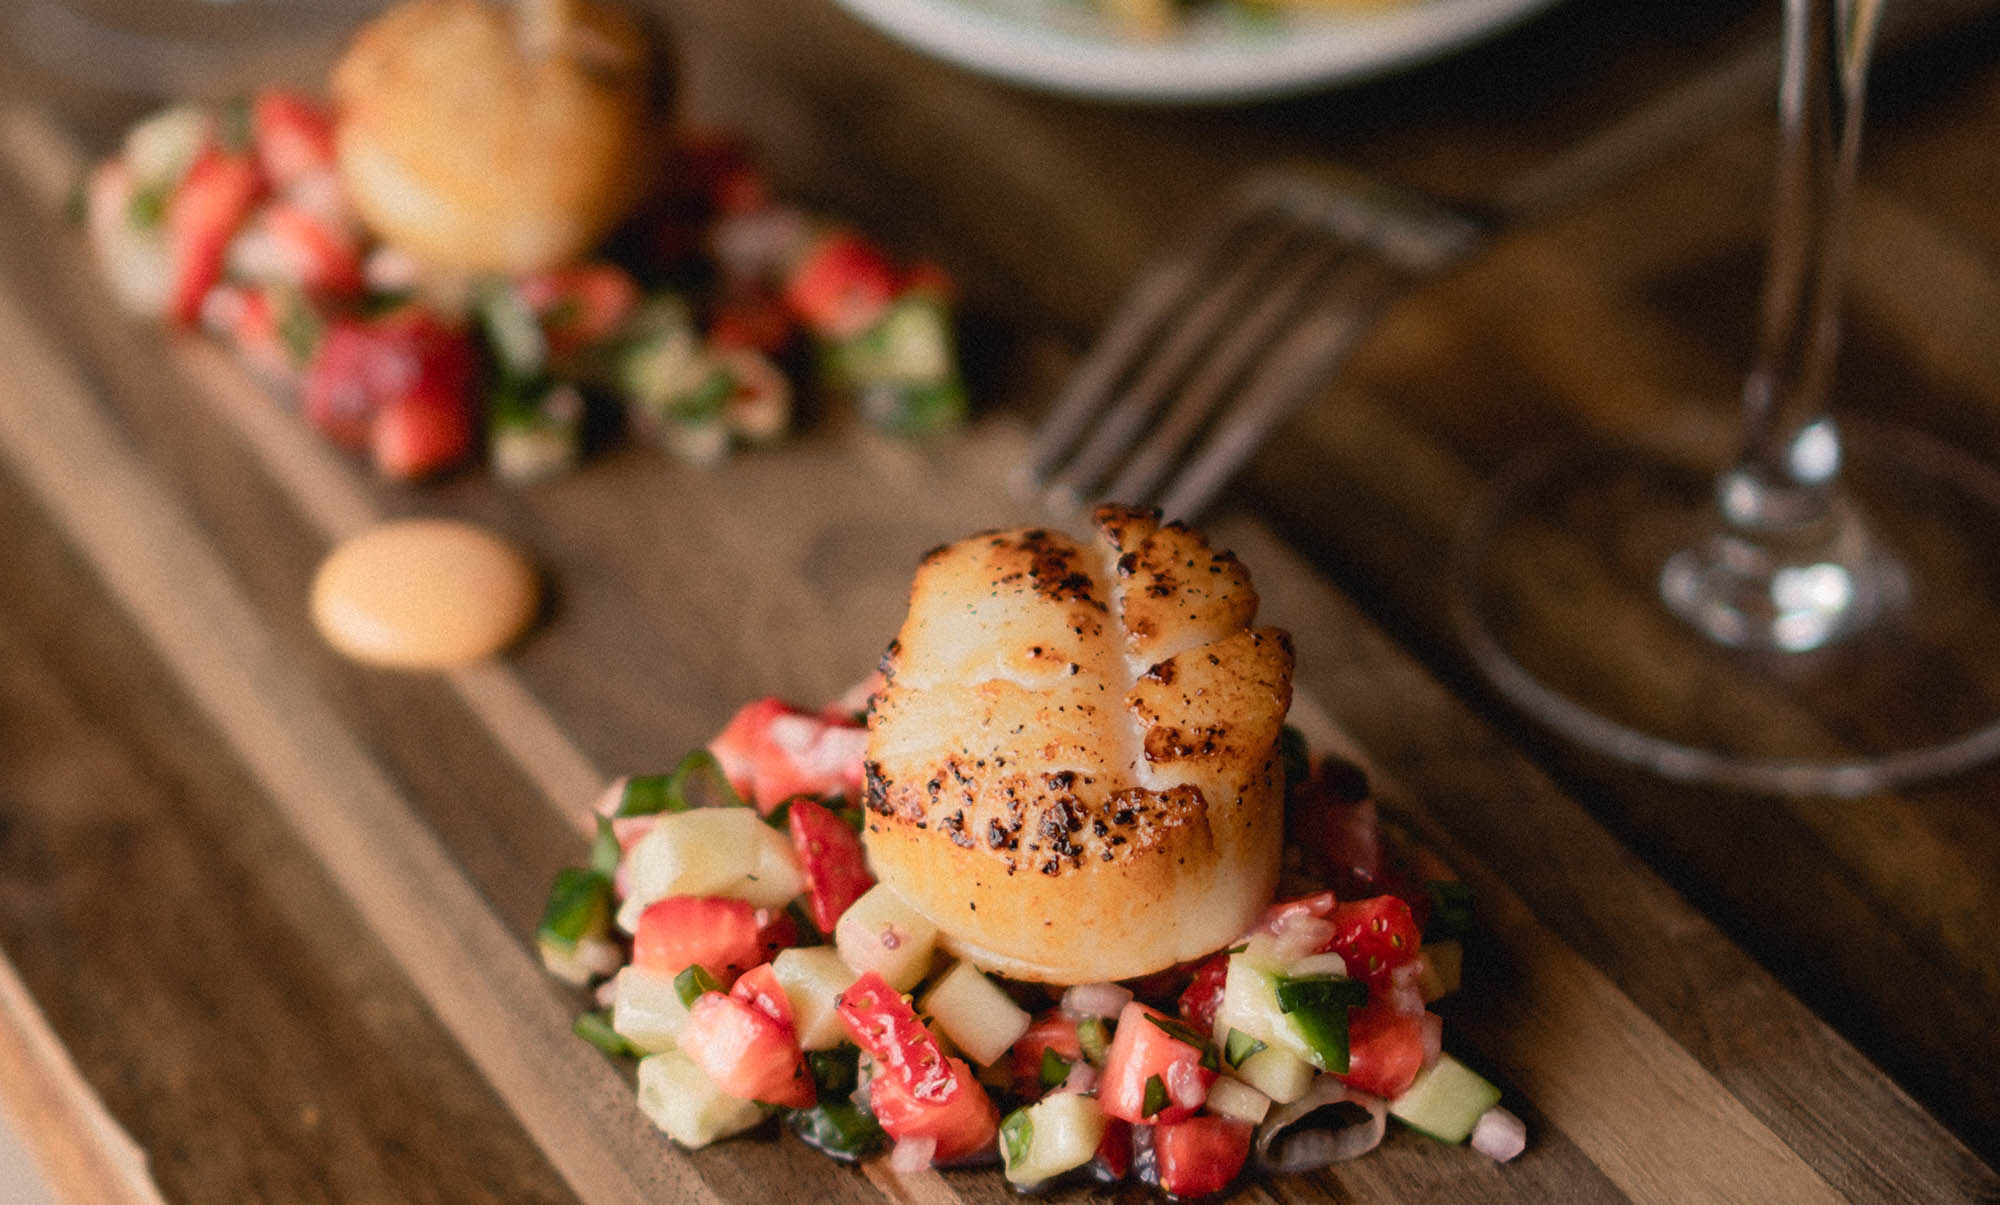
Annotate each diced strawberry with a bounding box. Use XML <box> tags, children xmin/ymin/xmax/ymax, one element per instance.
<box><xmin>709</xmin><ymin>698</ymin><xmax>867</xmax><ymax>813</ymax></box>
<box><xmin>730</xmin><ymin>962</ymin><xmax>796</xmax><ymax>1030</ymax></box>
<box><xmin>1097</xmin><ymin>1002</ymin><xmax>1216</xmax><ymax>1125</ymax></box>
<box><xmin>631</xmin><ymin>896</ymin><xmax>796</xmax><ymax>986</ymax></box>
<box><xmin>1321</xmin><ymin>896</ymin><xmax>1422</xmax><ymax>992</ymax></box>
<box><xmin>866</xmin><ymin>1058</ymin><xmax>997</xmax><ymax>1165</ymax></box>
<box><xmin>1152</xmin><ymin>1115</ymin><xmax>1252</xmax><ymax>1199</ymax></box>
<box><xmin>242</xmin><ymin>201</ymin><xmax>364</xmax><ymax>297</ymax></box>
<box><xmin>165</xmin><ymin>146</ymin><xmax>264</xmax><ymax>326</ymax></box>
<box><xmin>371</xmin><ymin>378</ymin><xmax>474</xmax><ymax>480</ymax></box>
<box><xmin>201</xmin><ymin>284</ymin><xmax>298</xmax><ymax>382</ymax></box>
<box><xmin>786</xmin><ymin>798</ymin><xmax>873</xmax><ymax>934</ymax></box>
<box><xmin>1176</xmin><ymin>952</ymin><xmax>1231</xmax><ymax>1036</ymax></box>
<box><xmin>302</xmin><ymin>318</ymin><xmax>383</xmax><ymax>448</ymax></box>
<box><xmin>783</xmin><ymin>230</ymin><xmax>898</xmax><ymax>339</ymax></box>
<box><xmin>516</xmin><ymin>263</ymin><xmax>640</xmax><ymax>358</ymax></box>
<box><xmin>678</xmin><ymin>991</ymin><xmax>814</xmax><ymax>1108</ymax></box>
<box><xmin>304</xmin><ymin>306</ymin><xmax>474</xmax><ymax>470</ymax></box>
<box><xmin>251</xmin><ymin>89</ymin><xmax>336</xmax><ymax>191</ymax></box>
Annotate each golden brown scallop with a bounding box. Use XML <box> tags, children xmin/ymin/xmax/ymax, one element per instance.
<box><xmin>331</xmin><ymin>0</ymin><xmax>663</xmax><ymax>275</ymax></box>
<box><xmin>864</xmin><ymin>505</ymin><xmax>1293</xmax><ymax>984</ymax></box>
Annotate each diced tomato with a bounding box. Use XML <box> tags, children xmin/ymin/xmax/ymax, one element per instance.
<box><xmin>898</xmin><ymin>259</ymin><xmax>956</xmax><ymax>303</ymax></box>
<box><xmin>1152</xmin><ymin>1115</ymin><xmax>1252</xmax><ymax>1200</ymax></box>
<box><xmin>251</xmin><ymin>89</ymin><xmax>336</xmax><ymax>191</ymax></box>
<box><xmin>1322</xmin><ymin>896</ymin><xmax>1422</xmax><ymax>992</ymax></box>
<box><xmin>730</xmin><ymin>962</ymin><xmax>795</xmax><ymax>1030</ymax></box>
<box><xmin>516</xmin><ymin>263</ymin><xmax>640</xmax><ymax>358</ymax></box>
<box><xmin>1176</xmin><ymin>953</ymin><xmax>1231</xmax><ymax>1037</ymax></box>
<box><xmin>786</xmin><ymin>798</ymin><xmax>874</xmax><ymax>933</ymax></box>
<box><xmin>1096</xmin><ymin>1002</ymin><xmax>1215</xmax><ymax>1125</ymax></box>
<box><xmin>1007</xmin><ymin>1010</ymin><xmax>1083</xmax><ymax>1100</ymax></box>
<box><xmin>1337</xmin><ymin>1004</ymin><xmax>1426</xmax><ymax>1100</ymax></box>
<box><xmin>783</xmin><ymin>230</ymin><xmax>897</xmax><ymax>339</ymax></box>
<box><xmin>630</xmin><ymin>896</ymin><xmax>795</xmax><ymax>986</ymax></box>
<box><xmin>677</xmin><ymin>990</ymin><xmax>814</xmax><ymax>1108</ymax></box>
<box><xmin>1285</xmin><ymin>772</ymin><xmax>1381</xmax><ymax>895</ymax></box>
<box><xmin>165</xmin><ymin>146</ymin><xmax>264</xmax><ymax>325</ymax></box>
<box><xmin>709</xmin><ymin>698</ymin><xmax>867</xmax><ymax>813</ymax></box>
<box><xmin>866</xmin><ymin>1056</ymin><xmax>998</xmax><ymax>1165</ymax></box>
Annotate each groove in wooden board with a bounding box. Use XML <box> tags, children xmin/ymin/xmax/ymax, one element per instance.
<box><xmin>0</xmin><ymin>291</ymin><xmax>716</xmax><ymax>1204</ymax></box>
<box><xmin>0</xmin><ymin>948</ymin><xmax>164</xmax><ymax>1204</ymax></box>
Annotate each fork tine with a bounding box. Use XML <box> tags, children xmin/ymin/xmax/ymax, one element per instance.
<box><xmin>1041</xmin><ymin>218</ymin><xmax>1299</xmax><ymax>509</ymax></box>
<box><xmin>1018</xmin><ymin>189</ymin><xmax>1274</xmax><ymax>490</ymax></box>
<box><xmin>1154</xmin><ymin>255</ymin><xmax>1405</xmax><ymax>521</ymax></box>
<box><xmin>1101</xmin><ymin>234</ymin><xmax>1348</xmax><ymax>508</ymax></box>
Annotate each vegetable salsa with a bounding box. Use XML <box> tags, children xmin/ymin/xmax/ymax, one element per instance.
<box><xmin>538</xmin><ymin>694</ymin><xmax>1524</xmax><ymax>1195</ymax></box>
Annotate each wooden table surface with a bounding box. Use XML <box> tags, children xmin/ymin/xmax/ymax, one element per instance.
<box><xmin>1</xmin><ymin>0</ymin><xmax>1997</xmax><ymax>1201</ymax></box>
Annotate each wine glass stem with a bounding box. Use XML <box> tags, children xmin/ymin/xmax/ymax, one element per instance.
<box><xmin>1722</xmin><ymin>0</ymin><xmax>1882</xmax><ymax>531</ymax></box>
<box><xmin>1660</xmin><ymin>0</ymin><xmax>1897</xmax><ymax>652</ymax></box>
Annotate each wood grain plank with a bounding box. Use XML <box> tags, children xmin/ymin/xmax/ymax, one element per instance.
<box><xmin>0</xmin><ymin>288</ymin><xmax>715</xmax><ymax>1205</ymax></box>
<box><xmin>0</xmin><ymin>949</ymin><xmax>161</xmax><ymax>1204</ymax></box>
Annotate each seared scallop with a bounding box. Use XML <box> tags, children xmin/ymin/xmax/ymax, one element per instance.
<box><xmin>864</xmin><ymin>505</ymin><xmax>1293</xmax><ymax>983</ymax></box>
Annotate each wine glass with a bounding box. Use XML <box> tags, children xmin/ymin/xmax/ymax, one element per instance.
<box><xmin>1450</xmin><ymin>0</ymin><xmax>2000</xmax><ymax>796</ymax></box>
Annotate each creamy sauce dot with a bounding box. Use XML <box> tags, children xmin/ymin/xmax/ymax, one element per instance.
<box><xmin>311</xmin><ymin>519</ymin><xmax>538</xmax><ymax>668</ymax></box>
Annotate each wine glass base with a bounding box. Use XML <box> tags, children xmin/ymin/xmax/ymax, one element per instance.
<box><xmin>1450</xmin><ymin>422</ymin><xmax>2000</xmax><ymax>796</ymax></box>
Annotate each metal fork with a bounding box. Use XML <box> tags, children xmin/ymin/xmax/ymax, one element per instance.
<box><xmin>1019</xmin><ymin>13</ymin><xmax>1914</xmax><ymax>522</ymax></box>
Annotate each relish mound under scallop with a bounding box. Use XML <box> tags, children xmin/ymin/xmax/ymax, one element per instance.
<box><xmin>863</xmin><ymin>505</ymin><xmax>1295</xmax><ymax>984</ymax></box>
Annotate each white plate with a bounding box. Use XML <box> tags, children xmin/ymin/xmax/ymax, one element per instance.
<box><xmin>829</xmin><ymin>0</ymin><xmax>1561</xmax><ymax>103</ymax></box>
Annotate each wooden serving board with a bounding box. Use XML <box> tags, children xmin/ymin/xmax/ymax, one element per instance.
<box><xmin>0</xmin><ymin>101</ymin><xmax>1993</xmax><ymax>1205</ymax></box>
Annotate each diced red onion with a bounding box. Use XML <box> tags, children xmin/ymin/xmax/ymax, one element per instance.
<box><xmin>1381</xmin><ymin>960</ymin><xmax>1427</xmax><ymax>1016</ymax></box>
<box><xmin>1271</xmin><ymin>917</ymin><xmax>1337</xmax><ymax>965</ymax></box>
<box><xmin>889</xmin><ymin>1135</ymin><xmax>938</xmax><ymax>1173</ymax></box>
<box><xmin>1419</xmin><ymin>1011</ymin><xmax>1444</xmax><ymax>1069</ymax></box>
<box><xmin>1470</xmin><ymin>1106</ymin><xmax>1527</xmax><ymax>1162</ymax></box>
<box><xmin>1165</xmin><ymin>1059</ymin><xmax>1208</xmax><ymax>1111</ymax></box>
<box><xmin>594</xmin><ymin>974</ymin><xmax>622</xmax><ymax>1009</ymax></box>
<box><xmin>1056</xmin><ymin>1060</ymin><xmax>1098</xmax><ymax>1096</ymax></box>
<box><xmin>1254</xmin><ymin>1078</ymin><xmax>1386</xmax><ymax>1172</ymax></box>
<box><xmin>1061</xmin><ymin>982</ymin><xmax>1133</xmax><ymax>1019</ymax></box>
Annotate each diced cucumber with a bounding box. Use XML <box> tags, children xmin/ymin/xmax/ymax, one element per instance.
<box><xmin>636</xmin><ymin>1050</ymin><xmax>766</xmax><ymax>1148</ymax></box>
<box><xmin>122</xmin><ymin>104</ymin><xmax>212</xmax><ymax>192</ymax></box>
<box><xmin>1000</xmin><ymin>1092</ymin><xmax>1108</xmax><ymax>1187</ymax></box>
<box><xmin>1228</xmin><ymin>1044</ymin><xmax>1316</xmax><ymax>1105</ymax></box>
<box><xmin>1214</xmin><ymin>955</ymin><xmax>1365</xmax><ymax>1074</ymax></box>
<box><xmin>833</xmin><ymin>883</ymin><xmax>937</xmax><ymax>992</ymax></box>
<box><xmin>920</xmin><ymin>961</ymin><xmax>1031</xmax><ymax>1067</ymax></box>
<box><xmin>1274</xmin><ymin>975</ymin><xmax>1367</xmax><ymax>1074</ymax></box>
<box><xmin>789</xmin><ymin>1098</ymin><xmax>886</xmax><ymax>1162</ymax></box>
<box><xmin>610</xmin><ymin>966</ymin><xmax>692</xmax><ymax>1053</ymax></box>
<box><xmin>1388</xmin><ymin>1053</ymin><xmax>1502</xmax><ymax>1145</ymax></box>
<box><xmin>615</xmin><ymin>807</ymin><xmax>803</xmax><ymax>930</ymax></box>
<box><xmin>771</xmin><ymin>945</ymin><xmax>859</xmax><ymax>1051</ymax></box>
<box><xmin>536</xmin><ymin>867</ymin><xmax>617</xmax><ymax>986</ymax></box>
<box><xmin>1204</xmin><ymin>1075</ymin><xmax>1273</xmax><ymax>1125</ymax></box>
